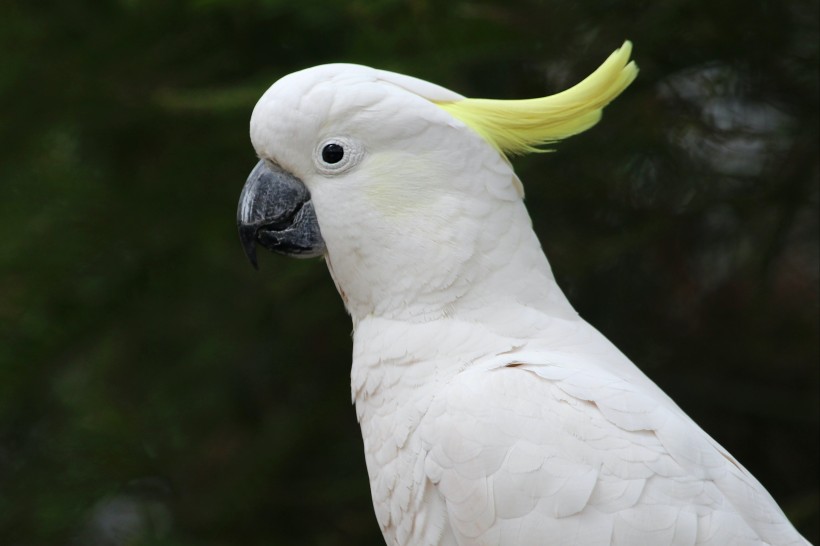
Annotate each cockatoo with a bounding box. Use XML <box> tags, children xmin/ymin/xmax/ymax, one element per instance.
<box><xmin>236</xmin><ymin>42</ymin><xmax>808</xmax><ymax>545</ymax></box>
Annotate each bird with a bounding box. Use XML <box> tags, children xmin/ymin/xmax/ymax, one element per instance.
<box><xmin>236</xmin><ymin>42</ymin><xmax>809</xmax><ymax>545</ymax></box>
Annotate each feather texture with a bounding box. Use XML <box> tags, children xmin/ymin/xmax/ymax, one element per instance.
<box><xmin>435</xmin><ymin>41</ymin><xmax>638</xmax><ymax>155</ymax></box>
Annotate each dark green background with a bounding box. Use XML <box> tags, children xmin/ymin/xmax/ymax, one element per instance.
<box><xmin>1</xmin><ymin>1</ymin><xmax>817</xmax><ymax>544</ymax></box>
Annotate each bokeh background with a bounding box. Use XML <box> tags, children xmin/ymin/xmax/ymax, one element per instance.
<box><xmin>1</xmin><ymin>1</ymin><xmax>817</xmax><ymax>544</ymax></box>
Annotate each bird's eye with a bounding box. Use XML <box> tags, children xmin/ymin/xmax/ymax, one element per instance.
<box><xmin>322</xmin><ymin>143</ymin><xmax>344</xmax><ymax>164</ymax></box>
<box><xmin>314</xmin><ymin>137</ymin><xmax>364</xmax><ymax>175</ymax></box>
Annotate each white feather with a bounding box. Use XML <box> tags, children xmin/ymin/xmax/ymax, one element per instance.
<box><xmin>248</xmin><ymin>62</ymin><xmax>809</xmax><ymax>545</ymax></box>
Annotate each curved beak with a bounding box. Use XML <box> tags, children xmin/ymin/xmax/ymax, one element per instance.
<box><xmin>237</xmin><ymin>160</ymin><xmax>326</xmax><ymax>269</ymax></box>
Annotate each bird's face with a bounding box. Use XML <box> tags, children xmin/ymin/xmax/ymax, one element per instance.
<box><xmin>237</xmin><ymin>64</ymin><xmax>530</xmax><ymax>321</ymax></box>
<box><xmin>238</xmin><ymin>64</ymin><xmax>499</xmax><ymax>269</ymax></box>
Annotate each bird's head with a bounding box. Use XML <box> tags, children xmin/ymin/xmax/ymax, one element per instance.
<box><xmin>238</xmin><ymin>44</ymin><xmax>637</xmax><ymax>321</ymax></box>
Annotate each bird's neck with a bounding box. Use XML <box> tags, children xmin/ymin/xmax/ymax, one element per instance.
<box><xmin>324</xmin><ymin>198</ymin><xmax>578</xmax><ymax>329</ymax></box>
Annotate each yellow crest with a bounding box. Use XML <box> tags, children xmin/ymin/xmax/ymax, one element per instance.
<box><xmin>435</xmin><ymin>41</ymin><xmax>638</xmax><ymax>155</ymax></box>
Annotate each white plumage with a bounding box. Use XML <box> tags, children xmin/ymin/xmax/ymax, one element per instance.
<box><xmin>245</xmin><ymin>43</ymin><xmax>808</xmax><ymax>545</ymax></box>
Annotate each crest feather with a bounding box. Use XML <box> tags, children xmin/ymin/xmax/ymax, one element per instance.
<box><xmin>435</xmin><ymin>41</ymin><xmax>638</xmax><ymax>155</ymax></box>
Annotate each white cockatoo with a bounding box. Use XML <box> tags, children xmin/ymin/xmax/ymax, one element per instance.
<box><xmin>237</xmin><ymin>42</ymin><xmax>808</xmax><ymax>545</ymax></box>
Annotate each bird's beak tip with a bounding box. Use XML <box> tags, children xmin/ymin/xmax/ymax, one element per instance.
<box><xmin>238</xmin><ymin>223</ymin><xmax>260</xmax><ymax>270</ymax></box>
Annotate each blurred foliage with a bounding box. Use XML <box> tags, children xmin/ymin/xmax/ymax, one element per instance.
<box><xmin>0</xmin><ymin>0</ymin><xmax>817</xmax><ymax>544</ymax></box>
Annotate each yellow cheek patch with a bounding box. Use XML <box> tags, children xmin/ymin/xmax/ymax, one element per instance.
<box><xmin>363</xmin><ymin>153</ymin><xmax>446</xmax><ymax>216</ymax></box>
<box><xmin>435</xmin><ymin>41</ymin><xmax>638</xmax><ymax>156</ymax></box>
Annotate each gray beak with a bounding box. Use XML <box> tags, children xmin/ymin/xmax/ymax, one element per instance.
<box><xmin>237</xmin><ymin>160</ymin><xmax>326</xmax><ymax>269</ymax></box>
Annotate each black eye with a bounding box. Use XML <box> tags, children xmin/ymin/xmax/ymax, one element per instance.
<box><xmin>322</xmin><ymin>143</ymin><xmax>344</xmax><ymax>164</ymax></box>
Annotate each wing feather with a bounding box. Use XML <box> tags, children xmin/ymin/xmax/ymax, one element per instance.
<box><xmin>419</xmin><ymin>361</ymin><xmax>806</xmax><ymax>545</ymax></box>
